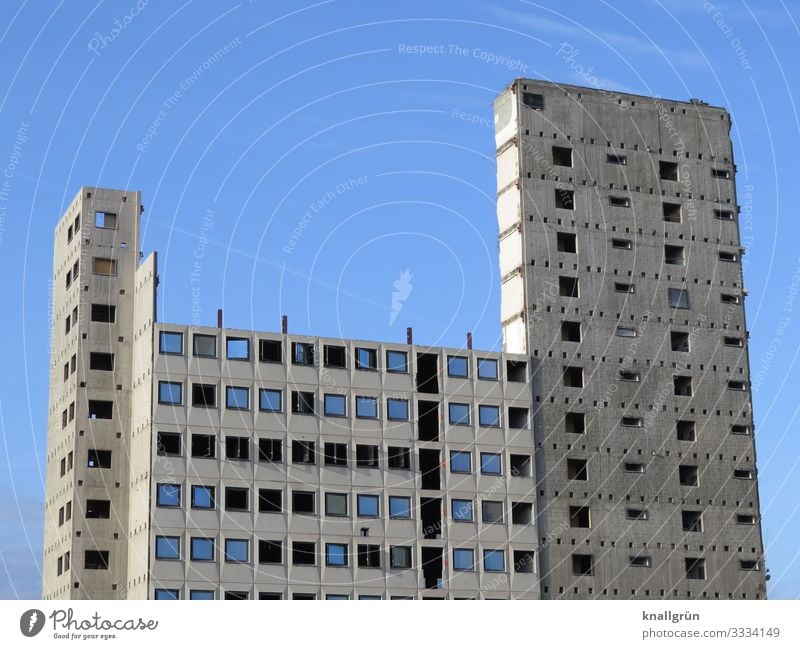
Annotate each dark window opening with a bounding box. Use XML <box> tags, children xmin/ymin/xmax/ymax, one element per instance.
<box><xmin>567</xmin><ymin>458</ymin><xmax>588</xmax><ymax>481</ymax></box>
<box><xmin>555</xmin><ymin>188</ymin><xmax>575</xmax><ymax>210</ymax></box>
<box><xmin>674</xmin><ymin>376</ymin><xmax>693</xmax><ymax>396</ymax></box>
<box><xmin>607</xmin><ymin>153</ymin><xmax>627</xmax><ymax>165</ymax></box>
<box><xmin>417</xmin><ymin>400</ymin><xmax>440</xmax><ymax>442</ymax></box>
<box><xmin>258</xmin><ymin>438</ymin><xmax>282</xmax><ymax>462</ymax></box>
<box><xmin>561</xmin><ymin>321</ymin><xmax>581</xmax><ymax>342</ymax></box>
<box><xmin>416</xmin><ymin>353</ymin><xmax>439</xmax><ymax>394</ymax></box>
<box><xmin>563</xmin><ymin>366</ymin><xmax>583</xmax><ymax>387</ymax></box>
<box><xmin>559</xmin><ymin>276</ymin><xmax>579</xmax><ymax>297</ymax></box>
<box><xmin>356</xmin><ymin>444</ymin><xmax>379</xmax><ymax>468</ymax></box>
<box><xmin>85</xmin><ymin>499</ymin><xmax>110</xmax><ymax>519</ymax></box>
<box><xmin>612</xmin><ymin>238</ymin><xmax>632</xmax><ymax>250</ymax></box>
<box><xmin>624</xmin><ymin>462</ymin><xmax>645</xmax><ymax>473</ymax></box>
<box><xmin>522</xmin><ymin>92</ymin><xmax>544</xmax><ymax>109</ymax></box>
<box><xmin>626</xmin><ymin>508</ymin><xmax>648</xmax><ymax>520</ymax></box>
<box><xmin>292</xmin><ymin>342</ymin><xmax>315</xmax><ymax>365</ymax></box>
<box><xmin>679</xmin><ymin>465</ymin><xmax>699</xmax><ymax>486</ymax></box>
<box><xmin>682</xmin><ymin>510</ymin><xmax>703</xmax><ymax>532</ymax></box>
<box><xmin>88</xmin><ymin>400</ymin><xmax>113</xmax><ymax>419</ymax></box>
<box><xmin>659</xmin><ymin>160</ymin><xmax>679</xmax><ymax>181</ymax></box>
<box><xmin>225</xmin><ymin>487</ymin><xmax>249</xmax><ymax>511</ymax></box>
<box><xmin>258</xmin><ymin>489</ymin><xmax>282</xmax><ymax>513</ymax></box>
<box><xmin>292</xmin><ymin>440</ymin><xmax>316</xmax><ymax>464</ymax></box>
<box><xmin>715</xmin><ymin>209</ymin><xmax>734</xmax><ymax>221</ymax></box>
<box><xmin>292</xmin><ymin>542</ymin><xmax>316</xmax><ymax>565</ymax></box>
<box><xmin>324</xmin><ymin>442</ymin><xmax>348</xmax><ymax>466</ymax></box>
<box><xmin>191</xmin><ymin>434</ymin><xmax>215</xmax><ymax>458</ymax></box>
<box><xmin>570</xmin><ymin>506</ymin><xmax>591</xmax><ymax>528</ymax></box>
<box><xmin>665</xmin><ymin>245</ymin><xmax>685</xmax><ymax>265</ymax></box>
<box><xmin>508</xmin><ymin>407</ymin><xmax>528</xmax><ymax>428</ymax></box>
<box><xmin>512</xmin><ymin>502</ymin><xmax>533</xmax><ymax>525</ymax></box>
<box><xmin>419</xmin><ymin>448</ymin><xmax>441</xmax><ymax>490</ymax></box>
<box><xmin>89</xmin><ymin>352</ymin><xmax>114</xmax><ymax>371</ymax></box>
<box><xmin>510</xmin><ymin>454</ymin><xmax>531</xmax><ymax>477</ymax></box>
<box><xmin>572</xmin><ymin>554</ymin><xmax>593</xmax><ymax>576</ymax></box>
<box><xmin>259</xmin><ymin>339</ymin><xmax>282</xmax><ymax>363</ymax></box>
<box><xmin>292</xmin><ymin>491</ymin><xmax>315</xmax><ymax>514</ymax></box>
<box><xmin>388</xmin><ymin>446</ymin><xmax>411</xmax><ymax>470</ymax></box>
<box><xmin>87</xmin><ymin>449</ymin><xmax>111</xmax><ymax>469</ymax></box>
<box><xmin>324</xmin><ymin>345</ymin><xmax>347</xmax><ymax>368</ymax></box>
<box><xmin>552</xmin><ymin>146</ymin><xmax>572</xmax><ymax>167</ymax></box>
<box><xmin>724</xmin><ymin>336</ymin><xmax>743</xmax><ymax>347</ymax></box>
<box><xmin>421</xmin><ymin>497</ymin><xmax>442</xmax><ymax>540</ymax></box>
<box><xmin>565</xmin><ymin>412</ymin><xmax>585</xmax><ymax>434</ymax></box>
<box><xmin>291</xmin><ymin>391</ymin><xmax>315</xmax><ymax>414</ymax></box>
<box><xmin>225</xmin><ymin>436</ymin><xmax>249</xmax><ymax>461</ymax></box>
<box><xmin>514</xmin><ymin>550</ymin><xmax>535</xmax><ymax>573</ymax></box>
<box><xmin>506</xmin><ymin>360</ymin><xmax>527</xmax><ymax>382</ymax></box>
<box><xmin>84</xmin><ymin>550</ymin><xmax>109</xmax><ymax>570</ymax></box>
<box><xmin>358</xmin><ymin>545</ymin><xmax>381</xmax><ymax>568</ymax></box>
<box><xmin>421</xmin><ymin>547</ymin><xmax>443</xmax><ymax>590</ymax></box>
<box><xmin>609</xmin><ymin>195</ymin><xmax>630</xmax><ymax>207</ymax></box>
<box><xmin>663</xmin><ymin>202</ymin><xmax>682</xmax><ymax>222</ymax></box>
<box><xmin>630</xmin><ymin>555</ymin><xmax>652</xmax><ymax>568</ymax></box>
<box><xmin>259</xmin><ymin>540</ymin><xmax>282</xmax><ymax>564</ymax></box>
<box><xmin>157</xmin><ymin>431</ymin><xmax>181</xmax><ymax>456</ymax></box>
<box><xmin>671</xmin><ymin>331</ymin><xmax>690</xmax><ymax>352</ymax></box>
<box><xmin>677</xmin><ymin>420</ymin><xmax>696</xmax><ymax>441</ymax></box>
<box><xmin>192</xmin><ymin>383</ymin><xmax>216</xmax><ymax>408</ymax></box>
<box><xmin>685</xmin><ymin>558</ymin><xmax>706</xmax><ymax>580</ymax></box>
<box><xmin>557</xmin><ymin>231</ymin><xmax>577</xmax><ymax>253</ymax></box>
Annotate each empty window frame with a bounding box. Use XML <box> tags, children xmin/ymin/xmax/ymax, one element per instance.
<box><xmin>323</xmin><ymin>394</ymin><xmax>347</xmax><ymax>417</ymax></box>
<box><xmin>292</xmin><ymin>491</ymin><xmax>315</xmax><ymax>514</ymax></box>
<box><xmin>358</xmin><ymin>545</ymin><xmax>381</xmax><ymax>568</ymax></box>
<box><xmin>731</xmin><ymin>424</ymin><xmax>751</xmax><ymax>435</ymax></box>
<box><xmin>291</xmin><ymin>391</ymin><xmax>315</xmax><ymax>414</ymax></box>
<box><xmin>664</xmin><ymin>245</ymin><xmax>685</xmax><ymax>265</ymax></box>
<box><xmin>292</xmin><ymin>542</ymin><xmax>316</xmax><ymax>566</ymax></box>
<box><xmin>292</xmin><ymin>440</ymin><xmax>316</xmax><ymax>464</ymax></box>
<box><xmin>386</xmin><ymin>349</ymin><xmax>408</xmax><ymax>373</ymax></box>
<box><xmin>614</xmin><ymin>282</ymin><xmax>635</xmax><ymax>294</ymax></box>
<box><xmin>671</xmin><ymin>331</ymin><xmax>690</xmax><ymax>352</ymax></box>
<box><xmin>91</xmin><ymin>304</ymin><xmax>116</xmax><ymax>323</ymax></box>
<box><xmin>569</xmin><ymin>506</ymin><xmax>591</xmax><ymax>528</ymax></box>
<box><xmin>511</xmin><ymin>454</ymin><xmax>532</xmax><ymax>477</ymax></box>
<box><xmin>387</xmin><ymin>398</ymin><xmax>409</xmax><ymax>421</ymax></box>
<box><xmin>668</xmin><ymin>288</ymin><xmax>690</xmax><ymax>309</ymax></box>
<box><xmin>325</xmin><ymin>493</ymin><xmax>348</xmax><ymax>517</ymax></box>
<box><xmin>612</xmin><ymin>238</ymin><xmax>632</xmax><ymax>250</ymax></box>
<box><xmin>259</xmin><ymin>388</ymin><xmax>282</xmax><ymax>412</ymax></box>
<box><xmin>630</xmin><ymin>555</ymin><xmax>652</xmax><ymax>568</ymax></box>
<box><xmin>225</xmin><ymin>487</ymin><xmax>249</xmax><ymax>511</ymax></box>
<box><xmin>95</xmin><ymin>211</ymin><xmax>117</xmax><ymax>228</ymax></box>
<box><xmin>478</xmin><ymin>405</ymin><xmax>501</xmax><ymax>427</ymax></box>
<box><xmin>724</xmin><ymin>336</ymin><xmax>743</xmax><ymax>347</ymax></box>
<box><xmin>193</xmin><ymin>334</ymin><xmax>217</xmax><ymax>358</ymax></box>
<box><xmin>679</xmin><ymin>465</ymin><xmax>699</xmax><ymax>486</ymax></box>
<box><xmin>557</xmin><ymin>231</ymin><xmax>577</xmax><ymax>253</ymax></box>
<box><xmin>191</xmin><ymin>433</ymin><xmax>216</xmax><ymax>459</ymax></box>
<box><xmin>567</xmin><ymin>458</ymin><xmax>588</xmax><ymax>480</ymax></box>
<box><xmin>563</xmin><ymin>366</ymin><xmax>584</xmax><ymax>387</ymax></box>
<box><xmin>617</xmin><ymin>326</ymin><xmax>637</xmax><ymax>337</ymax></box>
<box><xmin>192</xmin><ymin>383</ymin><xmax>216</xmax><ymax>408</ymax></box>
<box><xmin>728</xmin><ymin>380</ymin><xmax>748</xmax><ymax>391</ymax></box>
<box><xmin>663</xmin><ymin>202</ymin><xmax>682</xmax><ymax>223</ymax></box>
<box><xmin>711</xmin><ymin>167</ymin><xmax>731</xmax><ymax>179</ymax></box>
<box><xmin>621</xmin><ymin>416</ymin><xmax>643</xmax><ymax>427</ymax></box>
<box><xmin>257</xmin><ymin>438</ymin><xmax>282</xmax><ymax>463</ymax></box>
<box><xmin>626</xmin><ymin>508</ymin><xmax>648</xmax><ymax>521</ymax></box>
<box><xmin>159</xmin><ymin>331</ymin><xmax>183</xmax><ymax>354</ymax></box>
<box><xmin>506</xmin><ymin>360</ymin><xmax>527</xmax><ymax>382</ymax></box>
<box><xmin>522</xmin><ymin>92</ymin><xmax>544</xmax><ymax>109</ymax></box>
<box><xmin>561</xmin><ymin>321</ymin><xmax>581</xmax><ymax>342</ymax></box>
<box><xmin>89</xmin><ymin>352</ymin><xmax>114</xmax><ymax>371</ymax></box>
<box><xmin>571</xmin><ymin>554</ymin><xmax>593</xmax><ymax>576</ymax></box>
<box><xmin>607</xmin><ymin>153</ymin><xmax>627</xmax><ymax>165</ymax></box>
<box><xmin>226</xmin><ymin>386</ymin><xmax>250</xmax><ymax>410</ymax></box>
<box><xmin>734</xmin><ymin>468</ymin><xmax>754</xmax><ymax>480</ymax></box>
<box><xmin>677</xmin><ymin>420</ymin><xmax>696</xmax><ymax>441</ymax></box>
<box><xmin>355</xmin><ymin>396</ymin><xmax>378</xmax><ymax>419</ymax></box>
<box><xmin>719</xmin><ymin>250</ymin><xmax>738</xmax><ymax>262</ymax></box>
<box><xmin>85</xmin><ymin>499</ymin><xmax>110</xmax><ymax>518</ymax></box>
<box><xmin>225</xmin><ymin>436</ymin><xmax>249</xmax><ymax>461</ymax></box>
<box><xmin>191</xmin><ymin>485</ymin><xmax>215</xmax><ymax>509</ymax></box>
<box><xmin>682</xmin><ymin>510</ymin><xmax>703</xmax><ymax>532</ymax></box>
<box><xmin>714</xmin><ymin>208</ymin><xmax>734</xmax><ymax>221</ymax></box>
<box><xmin>92</xmin><ymin>258</ymin><xmax>117</xmax><ymax>276</ymax></box>
<box><xmin>355</xmin><ymin>444</ymin><xmax>379</xmax><ymax>468</ymax></box>
<box><xmin>674</xmin><ymin>375</ymin><xmax>693</xmax><ymax>396</ymax></box>
<box><xmin>559</xmin><ymin>276</ymin><xmax>579</xmax><ymax>297</ymax></box>
<box><xmin>736</xmin><ymin>514</ymin><xmax>757</xmax><ymax>526</ymax></box>
<box><xmin>390</xmin><ymin>545</ymin><xmax>412</xmax><ymax>569</ymax></box>
<box><xmin>84</xmin><ymin>550</ymin><xmax>110</xmax><ymax>570</ymax></box>
<box><xmin>258</xmin><ymin>488</ymin><xmax>282</xmax><ymax>513</ymax></box>
<box><xmin>324</xmin><ymin>442</ymin><xmax>348</xmax><ymax>467</ymax></box>
<box><xmin>511</xmin><ymin>502</ymin><xmax>533</xmax><ymax>525</ymax></box>
<box><xmin>552</xmin><ymin>145</ymin><xmax>572</xmax><ymax>167</ymax></box>
<box><xmin>659</xmin><ymin>160</ymin><xmax>679</xmax><ymax>181</ymax></box>
<box><xmin>387</xmin><ymin>446</ymin><xmax>411</xmax><ymax>470</ymax></box>
<box><xmin>289</xmin><ymin>341</ymin><xmax>314</xmax><ymax>366</ymax></box>
<box><xmin>624</xmin><ymin>462</ymin><xmax>645</xmax><ymax>474</ymax></box>
<box><xmin>355</xmin><ymin>347</ymin><xmax>377</xmax><ymax>370</ymax></box>
<box><xmin>508</xmin><ymin>407</ymin><xmax>528</xmax><ymax>428</ymax></box>
<box><xmin>259</xmin><ymin>338</ymin><xmax>282</xmax><ymax>362</ymax></box>
<box><xmin>555</xmin><ymin>188</ymin><xmax>575</xmax><ymax>210</ymax></box>
<box><xmin>226</xmin><ymin>337</ymin><xmax>250</xmax><ymax>360</ymax></box>
<box><xmin>721</xmin><ymin>293</ymin><xmax>741</xmax><ymax>304</ymax></box>
<box><xmin>447</xmin><ymin>355</ymin><xmax>469</xmax><ymax>378</ymax></box>
<box><xmin>482</xmin><ymin>501</ymin><xmax>504</xmax><ymax>524</ymax></box>
<box><xmin>609</xmin><ymin>195</ymin><xmax>630</xmax><ymax>208</ymax></box>
<box><xmin>324</xmin><ymin>344</ymin><xmax>347</xmax><ymax>368</ymax></box>
<box><xmin>156</xmin><ymin>483</ymin><xmax>181</xmax><ymax>507</ymax></box>
<box><xmin>88</xmin><ymin>400</ymin><xmax>113</xmax><ymax>418</ymax></box>
<box><xmin>565</xmin><ymin>412</ymin><xmax>586</xmax><ymax>434</ymax></box>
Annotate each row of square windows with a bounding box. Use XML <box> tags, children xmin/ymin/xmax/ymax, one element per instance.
<box><xmin>155</xmin><ymin>382</ymin><xmax>529</xmax><ymax>427</ymax></box>
<box><xmin>549</xmin><ymin>280</ymin><xmax>743</xmax><ymax>310</ymax></box>
<box><xmin>152</xmin><ymin>590</ymin><xmax>512</xmax><ymax>600</ymax></box>
<box><xmin>158</xmin><ymin>332</ymin><xmax>521</xmax><ymax>381</ymax></box>
<box><xmin>155</xmin><ymin>484</ymin><xmax>534</xmax><ymax>523</ymax></box>
<box><xmin>150</xmin><ymin>536</ymin><xmax>527</xmax><ymax>574</ymax></box>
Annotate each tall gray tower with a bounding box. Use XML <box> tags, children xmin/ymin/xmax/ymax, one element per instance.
<box><xmin>494</xmin><ymin>79</ymin><xmax>766</xmax><ymax>599</ymax></box>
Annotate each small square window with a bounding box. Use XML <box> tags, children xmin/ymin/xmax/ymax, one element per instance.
<box><xmin>324</xmin><ymin>442</ymin><xmax>348</xmax><ymax>466</ymax></box>
<box><xmin>357</xmin><ymin>494</ymin><xmax>379</xmax><ymax>517</ymax></box>
<box><xmin>386</xmin><ymin>350</ymin><xmax>408</xmax><ymax>373</ymax></box>
<box><xmin>387</xmin><ymin>398</ymin><xmax>409</xmax><ymax>421</ymax></box>
<box><xmin>292</xmin><ymin>542</ymin><xmax>316</xmax><ymax>566</ymax></box>
<box><xmin>324</xmin><ymin>394</ymin><xmax>347</xmax><ymax>417</ymax></box>
<box><xmin>224</xmin><ymin>539</ymin><xmax>249</xmax><ymax>563</ymax></box>
<box><xmin>259</xmin><ymin>540</ymin><xmax>282</xmax><ymax>564</ymax></box>
<box><xmin>355</xmin><ymin>444</ymin><xmax>379</xmax><ymax>468</ymax></box>
<box><xmin>389</xmin><ymin>496</ymin><xmax>411</xmax><ymax>519</ymax></box>
<box><xmin>190</xmin><ymin>590</ymin><xmax>215</xmax><ymax>600</ymax></box>
<box><xmin>225</xmin><ymin>486</ymin><xmax>249</xmax><ymax>511</ymax></box>
<box><xmin>447</xmin><ymin>355</ymin><xmax>468</xmax><ymax>378</ymax></box>
<box><xmin>483</xmin><ymin>549</ymin><xmax>505</xmax><ymax>572</ymax></box>
<box><xmin>193</xmin><ymin>334</ymin><xmax>217</xmax><ymax>358</ymax></box>
<box><xmin>356</xmin><ymin>347</ymin><xmax>377</xmax><ymax>370</ymax></box>
<box><xmin>451</xmin><ymin>499</ymin><xmax>473</xmax><ymax>522</ymax></box>
<box><xmin>480</xmin><ymin>453</ymin><xmax>502</xmax><ymax>475</ymax></box>
<box><xmin>453</xmin><ymin>548</ymin><xmax>475</xmax><ymax>571</ymax></box>
<box><xmin>668</xmin><ymin>288</ymin><xmax>690</xmax><ymax>309</ymax></box>
<box><xmin>450</xmin><ymin>450</ymin><xmax>472</xmax><ymax>473</ymax></box>
<box><xmin>156</xmin><ymin>483</ymin><xmax>181</xmax><ymax>507</ymax></box>
<box><xmin>92</xmin><ymin>257</ymin><xmax>117</xmax><ymax>276</ymax></box>
<box><xmin>292</xmin><ymin>342</ymin><xmax>315</xmax><ymax>365</ymax></box>
<box><xmin>357</xmin><ymin>545</ymin><xmax>381</xmax><ymax>568</ymax></box>
<box><xmin>390</xmin><ymin>546</ymin><xmax>412</xmax><ymax>569</ymax></box>
<box><xmin>324</xmin><ymin>345</ymin><xmax>347</xmax><ymax>368</ymax></box>
<box><xmin>95</xmin><ymin>211</ymin><xmax>117</xmax><ymax>229</ymax></box>
<box><xmin>258</xmin><ymin>438</ymin><xmax>282</xmax><ymax>462</ymax></box>
<box><xmin>609</xmin><ymin>196</ymin><xmax>630</xmax><ymax>207</ymax></box>
<box><xmin>555</xmin><ymin>188</ymin><xmax>575</xmax><ymax>210</ymax></box>
<box><xmin>191</xmin><ymin>485</ymin><xmax>215</xmax><ymax>509</ymax></box>
<box><xmin>478</xmin><ymin>405</ymin><xmax>500</xmax><ymax>427</ymax></box>
<box><xmin>259</xmin><ymin>339</ymin><xmax>282</xmax><ymax>362</ymax></box>
<box><xmin>258</xmin><ymin>489</ymin><xmax>282</xmax><ymax>513</ymax></box>
<box><xmin>607</xmin><ymin>153</ymin><xmax>627</xmax><ymax>165</ymax></box>
<box><xmin>325</xmin><ymin>493</ymin><xmax>348</xmax><ymax>517</ymax></box>
<box><xmin>292</xmin><ymin>391</ymin><xmax>315</xmax><ymax>414</ymax></box>
<box><xmin>482</xmin><ymin>500</ymin><xmax>504</xmax><ymax>523</ymax></box>
<box><xmin>225</xmin><ymin>436</ymin><xmax>249</xmax><ymax>461</ymax></box>
<box><xmin>477</xmin><ymin>358</ymin><xmax>498</xmax><ymax>380</ymax></box>
<box><xmin>192</xmin><ymin>383</ymin><xmax>216</xmax><ymax>408</ymax></box>
<box><xmin>659</xmin><ymin>160</ymin><xmax>679</xmax><ymax>181</ymax></box>
<box><xmin>552</xmin><ymin>146</ymin><xmax>572</xmax><ymax>167</ymax></box>
<box><xmin>155</xmin><ymin>536</ymin><xmax>181</xmax><ymax>560</ymax></box>
<box><xmin>159</xmin><ymin>331</ymin><xmax>183</xmax><ymax>354</ymax></box>
<box><xmin>292</xmin><ymin>440</ymin><xmax>315</xmax><ymax>464</ymax></box>
<box><xmin>191</xmin><ymin>433</ymin><xmax>216</xmax><ymax>458</ymax></box>
<box><xmin>154</xmin><ymin>589</ymin><xmax>179</xmax><ymax>600</ymax></box>
<box><xmin>356</xmin><ymin>396</ymin><xmax>378</xmax><ymax>419</ymax></box>
<box><xmin>158</xmin><ymin>381</ymin><xmax>182</xmax><ymax>405</ymax></box>
<box><xmin>557</xmin><ymin>231</ymin><xmax>577</xmax><ymax>253</ymax></box>
<box><xmin>259</xmin><ymin>389</ymin><xmax>282</xmax><ymax>412</ymax></box>
<box><xmin>226</xmin><ymin>337</ymin><xmax>250</xmax><ymax>360</ymax></box>
<box><xmin>387</xmin><ymin>446</ymin><xmax>411</xmax><ymax>470</ymax></box>
<box><xmin>191</xmin><ymin>537</ymin><xmax>215</xmax><ymax>561</ymax></box>
<box><xmin>157</xmin><ymin>431</ymin><xmax>181</xmax><ymax>456</ymax></box>
<box><xmin>292</xmin><ymin>491</ymin><xmax>315</xmax><ymax>514</ymax></box>
<box><xmin>448</xmin><ymin>403</ymin><xmax>470</xmax><ymax>425</ymax></box>
<box><xmin>226</xmin><ymin>386</ymin><xmax>250</xmax><ymax>410</ymax></box>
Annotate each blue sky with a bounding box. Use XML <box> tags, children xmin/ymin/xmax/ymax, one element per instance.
<box><xmin>0</xmin><ymin>0</ymin><xmax>798</xmax><ymax>599</ymax></box>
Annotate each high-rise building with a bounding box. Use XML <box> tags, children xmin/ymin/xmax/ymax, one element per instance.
<box><xmin>42</xmin><ymin>78</ymin><xmax>767</xmax><ymax>601</ymax></box>
<box><xmin>494</xmin><ymin>79</ymin><xmax>766</xmax><ymax>599</ymax></box>
<box><xmin>43</xmin><ymin>188</ymin><xmax>539</xmax><ymax>600</ymax></box>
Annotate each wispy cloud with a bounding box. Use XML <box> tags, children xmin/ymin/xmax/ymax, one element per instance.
<box><xmin>487</xmin><ymin>3</ymin><xmax>707</xmax><ymax>70</ymax></box>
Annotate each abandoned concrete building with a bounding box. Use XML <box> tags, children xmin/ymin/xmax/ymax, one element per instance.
<box><xmin>42</xmin><ymin>79</ymin><xmax>766</xmax><ymax>600</ymax></box>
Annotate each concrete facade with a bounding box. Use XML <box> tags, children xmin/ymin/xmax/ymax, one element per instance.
<box><xmin>494</xmin><ymin>79</ymin><xmax>766</xmax><ymax>599</ymax></box>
